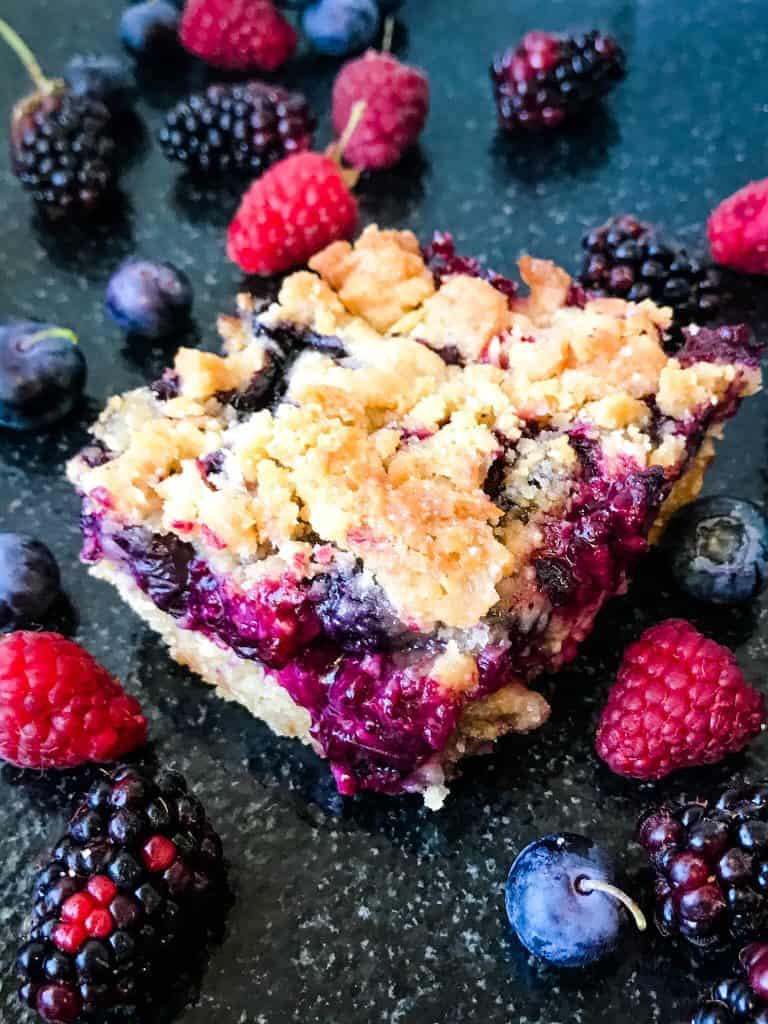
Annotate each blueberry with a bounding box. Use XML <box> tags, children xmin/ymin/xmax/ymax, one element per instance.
<box><xmin>105</xmin><ymin>260</ymin><xmax>193</xmax><ymax>339</ymax></box>
<box><xmin>505</xmin><ymin>833</ymin><xmax>645</xmax><ymax>968</ymax></box>
<box><xmin>663</xmin><ymin>497</ymin><xmax>768</xmax><ymax>604</ymax></box>
<box><xmin>0</xmin><ymin>321</ymin><xmax>86</xmax><ymax>430</ymax></box>
<box><xmin>64</xmin><ymin>54</ymin><xmax>136</xmax><ymax>113</ymax></box>
<box><xmin>120</xmin><ymin>0</ymin><xmax>180</xmax><ymax>58</ymax></box>
<box><xmin>302</xmin><ymin>0</ymin><xmax>380</xmax><ymax>56</ymax></box>
<box><xmin>315</xmin><ymin>570</ymin><xmax>411</xmax><ymax>652</ymax></box>
<box><xmin>0</xmin><ymin>533</ymin><xmax>60</xmax><ymax>630</ymax></box>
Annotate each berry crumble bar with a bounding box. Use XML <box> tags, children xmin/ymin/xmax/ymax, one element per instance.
<box><xmin>67</xmin><ymin>226</ymin><xmax>762</xmax><ymax>807</ymax></box>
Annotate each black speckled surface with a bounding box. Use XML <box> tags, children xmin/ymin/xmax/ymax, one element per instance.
<box><xmin>2</xmin><ymin>2</ymin><xmax>768</xmax><ymax>1022</ymax></box>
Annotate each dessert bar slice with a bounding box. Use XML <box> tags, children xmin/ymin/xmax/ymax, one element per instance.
<box><xmin>68</xmin><ymin>226</ymin><xmax>762</xmax><ymax>807</ymax></box>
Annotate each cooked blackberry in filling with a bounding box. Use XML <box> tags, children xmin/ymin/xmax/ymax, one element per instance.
<box><xmin>67</xmin><ymin>226</ymin><xmax>762</xmax><ymax>807</ymax></box>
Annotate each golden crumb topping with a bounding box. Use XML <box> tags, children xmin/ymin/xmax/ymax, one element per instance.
<box><xmin>68</xmin><ymin>226</ymin><xmax>761</xmax><ymax>631</ymax></box>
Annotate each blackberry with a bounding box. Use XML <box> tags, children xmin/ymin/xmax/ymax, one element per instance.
<box><xmin>491</xmin><ymin>29</ymin><xmax>625</xmax><ymax>131</ymax></box>
<box><xmin>1</xmin><ymin>19</ymin><xmax>118</xmax><ymax>218</ymax></box>
<box><xmin>159</xmin><ymin>81</ymin><xmax>315</xmax><ymax>176</ymax></box>
<box><xmin>16</xmin><ymin>764</ymin><xmax>226</xmax><ymax>1022</ymax></box>
<box><xmin>690</xmin><ymin>944</ymin><xmax>768</xmax><ymax>1023</ymax></box>
<box><xmin>638</xmin><ymin>783</ymin><xmax>768</xmax><ymax>954</ymax></box>
<box><xmin>580</xmin><ymin>215</ymin><xmax>725</xmax><ymax>333</ymax></box>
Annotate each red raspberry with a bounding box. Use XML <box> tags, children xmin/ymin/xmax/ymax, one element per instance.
<box><xmin>180</xmin><ymin>0</ymin><xmax>296</xmax><ymax>72</ymax></box>
<box><xmin>332</xmin><ymin>50</ymin><xmax>430</xmax><ymax>170</ymax></box>
<box><xmin>227</xmin><ymin>151</ymin><xmax>358</xmax><ymax>275</ymax></box>
<box><xmin>708</xmin><ymin>177</ymin><xmax>768</xmax><ymax>274</ymax></box>
<box><xmin>0</xmin><ymin>631</ymin><xmax>147</xmax><ymax>769</ymax></box>
<box><xmin>596</xmin><ymin>619</ymin><xmax>765</xmax><ymax>780</ymax></box>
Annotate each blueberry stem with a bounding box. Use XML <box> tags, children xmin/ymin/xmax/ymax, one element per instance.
<box><xmin>575</xmin><ymin>876</ymin><xmax>647</xmax><ymax>931</ymax></box>
<box><xmin>0</xmin><ymin>19</ymin><xmax>52</xmax><ymax>94</ymax></box>
<box><xmin>381</xmin><ymin>16</ymin><xmax>395</xmax><ymax>54</ymax></box>
<box><xmin>21</xmin><ymin>328</ymin><xmax>78</xmax><ymax>349</ymax></box>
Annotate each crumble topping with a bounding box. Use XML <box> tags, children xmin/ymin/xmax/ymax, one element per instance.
<box><xmin>69</xmin><ymin>226</ymin><xmax>761</xmax><ymax>632</ymax></box>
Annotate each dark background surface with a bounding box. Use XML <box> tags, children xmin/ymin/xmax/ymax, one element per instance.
<box><xmin>1</xmin><ymin>1</ymin><xmax>768</xmax><ymax>1021</ymax></box>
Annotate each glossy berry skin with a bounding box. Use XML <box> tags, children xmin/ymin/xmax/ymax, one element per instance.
<box><xmin>180</xmin><ymin>0</ymin><xmax>297</xmax><ymax>72</ymax></box>
<box><xmin>159</xmin><ymin>82</ymin><xmax>315</xmax><ymax>176</ymax></box>
<box><xmin>0</xmin><ymin>321</ymin><xmax>86</xmax><ymax>431</ymax></box>
<box><xmin>596</xmin><ymin>619</ymin><xmax>765</xmax><ymax>781</ymax></box>
<box><xmin>662</xmin><ymin>497</ymin><xmax>768</xmax><ymax>604</ymax></box>
<box><xmin>15</xmin><ymin>764</ymin><xmax>226</xmax><ymax>1021</ymax></box>
<box><xmin>506</xmin><ymin>833</ymin><xmax>625</xmax><ymax>968</ymax></box>
<box><xmin>579</xmin><ymin>215</ymin><xmax>725</xmax><ymax>332</ymax></box>
<box><xmin>708</xmin><ymin>178</ymin><xmax>768</xmax><ymax>274</ymax></box>
<box><xmin>120</xmin><ymin>0</ymin><xmax>180</xmax><ymax>59</ymax></box>
<box><xmin>302</xmin><ymin>0</ymin><xmax>380</xmax><ymax>57</ymax></box>
<box><xmin>0</xmin><ymin>631</ymin><xmax>147</xmax><ymax>769</ymax></box>
<box><xmin>105</xmin><ymin>260</ymin><xmax>193</xmax><ymax>339</ymax></box>
<box><xmin>63</xmin><ymin>54</ymin><xmax>136</xmax><ymax>113</ymax></box>
<box><xmin>332</xmin><ymin>50</ymin><xmax>429</xmax><ymax>170</ymax></box>
<box><xmin>227</xmin><ymin>152</ymin><xmax>358</xmax><ymax>275</ymax></box>
<box><xmin>0</xmin><ymin>534</ymin><xmax>60</xmax><ymax>631</ymax></box>
<box><xmin>10</xmin><ymin>89</ymin><xmax>117</xmax><ymax>217</ymax></box>
<box><xmin>491</xmin><ymin>30</ymin><xmax>625</xmax><ymax>131</ymax></box>
<box><xmin>640</xmin><ymin>786</ymin><xmax>768</xmax><ymax>953</ymax></box>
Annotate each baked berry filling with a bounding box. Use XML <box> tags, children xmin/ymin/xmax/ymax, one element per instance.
<box><xmin>67</xmin><ymin>228</ymin><xmax>763</xmax><ymax>803</ymax></box>
<box><xmin>77</xmin><ymin>439</ymin><xmax>681</xmax><ymax>796</ymax></box>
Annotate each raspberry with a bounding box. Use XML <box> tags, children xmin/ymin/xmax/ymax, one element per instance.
<box><xmin>0</xmin><ymin>631</ymin><xmax>147</xmax><ymax>769</ymax></box>
<box><xmin>160</xmin><ymin>82</ymin><xmax>315</xmax><ymax>176</ymax></box>
<box><xmin>580</xmin><ymin>215</ymin><xmax>726</xmax><ymax>336</ymax></box>
<box><xmin>180</xmin><ymin>0</ymin><xmax>297</xmax><ymax>72</ymax></box>
<box><xmin>708</xmin><ymin>178</ymin><xmax>768</xmax><ymax>274</ymax></box>
<box><xmin>596</xmin><ymin>619</ymin><xmax>765</xmax><ymax>781</ymax></box>
<box><xmin>491</xmin><ymin>29</ymin><xmax>625</xmax><ymax>131</ymax></box>
<box><xmin>227</xmin><ymin>151</ymin><xmax>358</xmax><ymax>275</ymax></box>
<box><xmin>332</xmin><ymin>50</ymin><xmax>429</xmax><ymax>170</ymax></box>
<box><xmin>15</xmin><ymin>764</ymin><xmax>227</xmax><ymax>1020</ymax></box>
<box><xmin>639</xmin><ymin>784</ymin><xmax>768</xmax><ymax>956</ymax></box>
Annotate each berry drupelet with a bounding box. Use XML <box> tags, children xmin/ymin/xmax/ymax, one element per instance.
<box><xmin>16</xmin><ymin>764</ymin><xmax>226</xmax><ymax>1022</ymax></box>
<box><xmin>690</xmin><ymin>944</ymin><xmax>768</xmax><ymax>1023</ymax></box>
<box><xmin>638</xmin><ymin>782</ymin><xmax>768</xmax><ymax>954</ymax></box>
<box><xmin>580</xmin><ymin>215</ymin><xmax>726</xmax><ymax>332</ymax></box>
<box><xmin>159</xmin><ymin>82</ymin><xmax>315</xmax><ymax>176</ymax></box>
<box><xmin>1</xmin><ymin>19</ymin><xmax>119</xmax><ymax>218</ymax></box>
<box><xmin>491</xmin><ymin>29</ymin><xmax>625</xmax><ymax>131</ymax></box>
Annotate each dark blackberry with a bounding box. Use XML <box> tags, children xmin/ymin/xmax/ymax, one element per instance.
<box><xmin>689</xmin><ymin>944</ymin><xmax>768</xmax><ymax>1023</ymax></box>
<box><xmin>638</xmin><ymin>783</ymin><xmax>768</xmax><ymax>954</ymax></box>
<box><xmin>579</xmin><ymin>215</ymin><xmax>726</xmax><ymax>334</ymax></box>
<box><xmin>159</xmin><ymin>81</ymin><xmax>315</xmax><ymax>176</ymax></box>
<box><xmin>491</xmin><ymin>29</ymin><xmax>625</xmax><ymax>131</ymax></box>
<box><xmin>1</xmin><ymin>19</ymin><xmax>118</xmax><ymax>219</ymax></box>
<box><xmin>16</xmin><ymin>764</ymin><xmax>226</xmax><ymax>1022</ymax></box>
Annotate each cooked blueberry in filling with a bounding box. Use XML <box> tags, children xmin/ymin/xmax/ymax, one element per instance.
<box><xmin>679</xmin><ymin>324</ymin><xmax>762</xmax><ymax>368</ymax></box>
<box><xmin>150</xmin><ymin>370</ymin><xmax>180</xmax><ymax>401</ymax></box>
<box><xmin>217</xmin><ymin>321</ymin><xmax>347</xmax><ymax>414</ymax></box>
<box><xmin>112</xmin><ymin>527</ymin><xmax>194</xmax><ymax>616</ymax></box>
<box><xmin>315</xmin><ymin>570</ymin><xmax>414</xmax><ymax>653</ymax></box>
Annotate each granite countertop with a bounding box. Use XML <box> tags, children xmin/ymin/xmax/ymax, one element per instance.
<box><xmin>1</xmin><ymin>0</ymin><xmax>768</xmax><ymax>1021</ymax></box>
